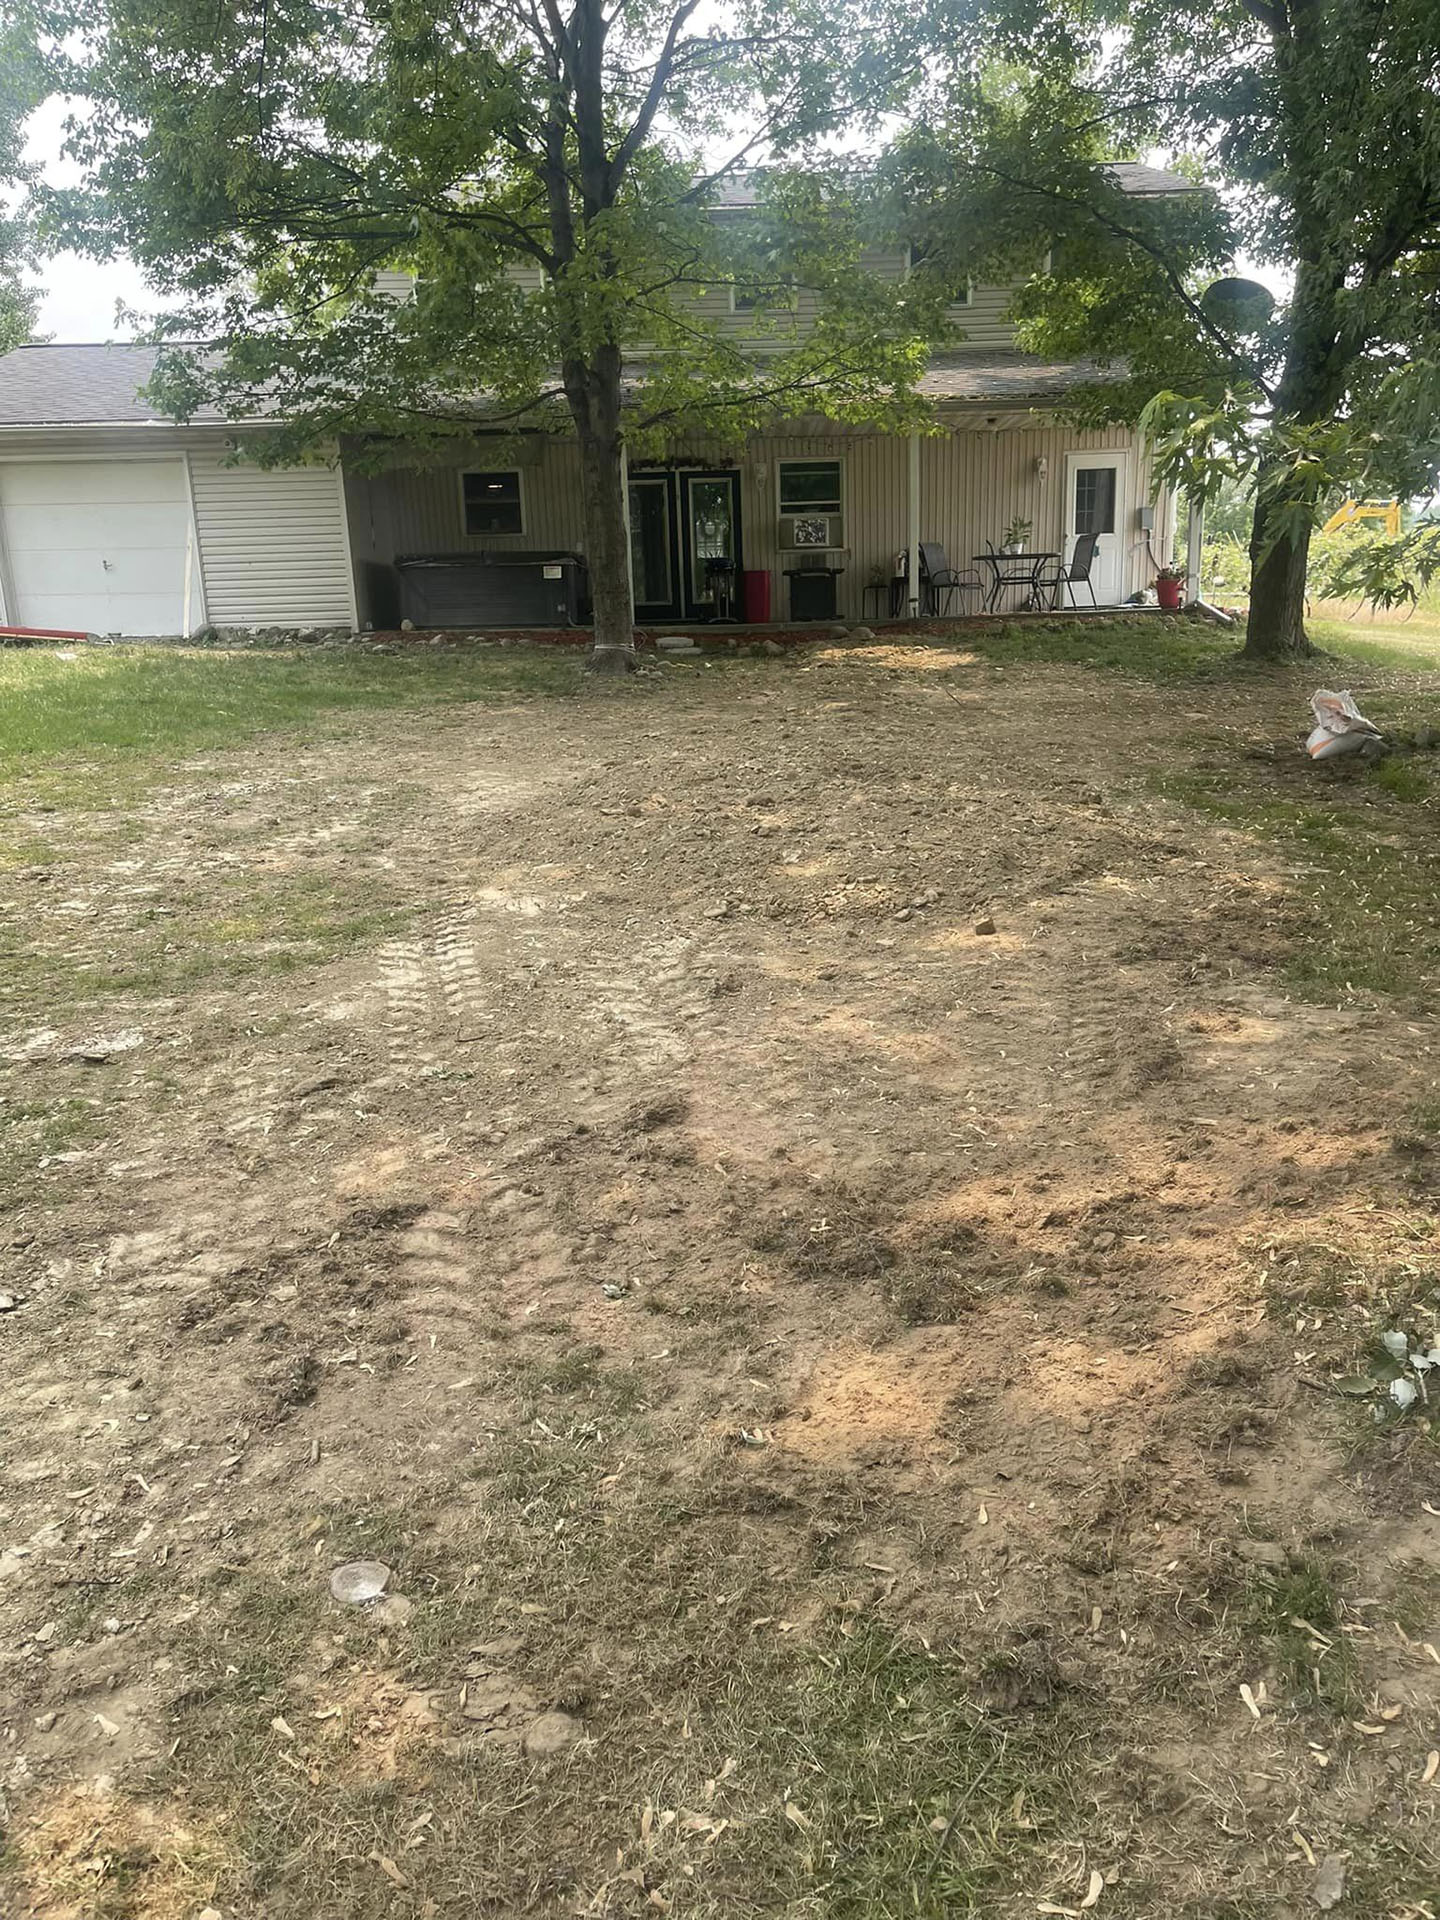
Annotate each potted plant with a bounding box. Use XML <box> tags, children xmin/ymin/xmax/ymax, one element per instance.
<box><xmin>1155</xmin><ymin>564</ymin><xmax>1185</xmax><ymax>611</ymax></box>
<box><xmin>1001</xmin><ymin>516</ymin><xmax>1032</xmax><ymax>554</ymax></box>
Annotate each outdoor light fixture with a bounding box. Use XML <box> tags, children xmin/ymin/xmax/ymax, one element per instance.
<box><xmin>1034</xmin><ymin>456</ymin><xmax>1049</xmax><ymax>480</ymax></box>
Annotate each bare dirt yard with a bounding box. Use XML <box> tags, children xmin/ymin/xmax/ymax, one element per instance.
<box><xmin>2</xmin><ymin>620</ymin><xmax>1439</xmax><ymax>1919</ymax></box>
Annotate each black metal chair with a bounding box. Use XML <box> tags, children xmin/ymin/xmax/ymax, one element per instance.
<box><xmin>918</xmin><ymin>542</ymin><xmax>982</xmax><ymax>617</ymax></box>
<box><xmin>1040</xmin><ymin>532</ymin><xmax>1100</xmax><ymax>610</ymax></box>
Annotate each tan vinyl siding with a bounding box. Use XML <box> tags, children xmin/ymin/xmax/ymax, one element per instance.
<box><xmin>189</xmin><ymin>451</ymin><xmax>355</xmax><ymax>627</ymax></box>
<box><xmin>732</xmin><ymin>420</ymin><xmax>1147</xmax><ymax>622</ymax></box>
<box><xmin>347</xmin><ymin>417</ymin><xmax>1160</xmax><ymax>626</ymax></box>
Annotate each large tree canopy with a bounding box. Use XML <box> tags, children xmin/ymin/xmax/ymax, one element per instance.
<box><xmin>0</xmin><ymin>10</ymin><xmax>41</xmax><ymax>353</ymax></box>
<box><xmin>43</xmin><ymin>0</ymin><xmax>949</xmax><ymax>661</ymax></box>
<box><xmin>890</xmin><ymin>0</ymin><xmax>1440</xmax><ymax>658</ymax></box>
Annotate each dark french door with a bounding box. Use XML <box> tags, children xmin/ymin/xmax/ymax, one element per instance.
<box><xmin>628</xmin><ymin>468</ymin><xmax>742</xmax><ymax>621</ymax></box>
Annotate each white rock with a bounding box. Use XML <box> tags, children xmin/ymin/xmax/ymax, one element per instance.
<box><xmin>329</xmin><ymin>1559</ymin><xmax>392</xmax><ymax>1605</ymax></box>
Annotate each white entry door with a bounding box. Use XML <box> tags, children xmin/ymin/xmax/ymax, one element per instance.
<box><xmin>1063</xmin><ymin>451</ymin><xmax>1130</xmax><ymax>606</ymax></box>
<box><xmin>0</xmin><ymin>459</ymin><xmax>190</xmax><ymax>634</ymax></box>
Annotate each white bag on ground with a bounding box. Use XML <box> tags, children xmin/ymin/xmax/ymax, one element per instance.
<box><xmin>1306</xmin><ymin>688</ymin><xmax>1383</xmax><ymax>760</ymax></box>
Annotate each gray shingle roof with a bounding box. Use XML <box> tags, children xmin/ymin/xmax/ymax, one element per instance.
<box><xmin>0</xmin><ymin>342</ymin><xmax>226</xmax><ymax>426</ymax></box>
<box><xmin>918</xmin><ymin>350</ymin><xmax>1126</xmax><ymax>402</ymax></box>
<box><xmin>713</xmin><ymin>160</ymin><xmax>1199</xmax><ymax>206</ymax></box>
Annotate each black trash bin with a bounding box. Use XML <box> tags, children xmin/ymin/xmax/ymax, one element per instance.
<box><xmin>395</xmin><ymin>552</ymin><xmax>589</xmax><ymax>627</ymax></box>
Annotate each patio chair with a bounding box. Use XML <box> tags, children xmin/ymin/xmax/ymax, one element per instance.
<box><xmin>918</xmin><ymin>542</ymin><xmax>982</xmax><ymax>617</ymax></box>
<box><xmin>1039</xmin><ymin>532</ymin><xmax>1100</xmax><ymax>610</ymax></box>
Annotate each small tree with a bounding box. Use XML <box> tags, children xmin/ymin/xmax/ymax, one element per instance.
<box><xmin>888</xmin><ymin>0</ymin><xmax>1440</xmax><ymax>659</ymax></box>
<box><xmin>48</xmin><ymin>0</ymin><xmax>943</xmax><ymax>664</ymax></box>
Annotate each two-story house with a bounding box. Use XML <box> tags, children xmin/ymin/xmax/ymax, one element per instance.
<box><xmin>0</xmin><ymin>163</ymin><xmax>1192</xmax><ymax>637</ymax></box>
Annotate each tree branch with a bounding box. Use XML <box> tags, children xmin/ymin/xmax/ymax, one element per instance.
<box><xmin>608</xmin><ymin>0</ymin><xmax>702</xmax><ymax>188</ymax></box>
<box><xmin>966</xmin><ymin>161</ymin><xmax>1272</xmax><ymax>397</ymax></box>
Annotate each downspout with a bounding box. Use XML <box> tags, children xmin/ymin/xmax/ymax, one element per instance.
<box><xmin>907</xmin><ymin>431</ymin><xmax>921</xmax><ymax>618</ymax></box>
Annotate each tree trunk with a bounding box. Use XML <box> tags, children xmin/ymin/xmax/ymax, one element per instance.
<box><xmin>566</xmin><ymin>346</ymin><xmax>635</xmax><ymax>673</ymax></box>
<box><xmin>1242</xmin><ymin>485</ymin><xmax>1315</xmax><ymax>661</ymax></box>
<box><xmin>577</xmin><ymin>422</ymin><xmax>635</xmax><ymax>672</ymax></box>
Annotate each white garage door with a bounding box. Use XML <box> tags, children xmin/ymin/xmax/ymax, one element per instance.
<box><xmin>0</xmin><ymin>459</ymin><xmax>189</xmax><ymax>635</ymax></box>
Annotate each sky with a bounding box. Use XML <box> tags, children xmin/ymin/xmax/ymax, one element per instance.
<box><xmin>22</xmin><ymin>95</ymin><xmax>172</xmax><ymax>342</ymax></box>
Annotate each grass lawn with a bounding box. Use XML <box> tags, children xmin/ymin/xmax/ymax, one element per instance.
<box><xmin>1</xmin><ymin>620</ymin><xmax>1439</xmax><ymax>1919</ymax></box>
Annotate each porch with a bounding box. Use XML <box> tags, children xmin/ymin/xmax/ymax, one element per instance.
<box><xmin>342</xmin><ymin>403</ymin><xmax>1177</xmax><ymax>633</ymax></box>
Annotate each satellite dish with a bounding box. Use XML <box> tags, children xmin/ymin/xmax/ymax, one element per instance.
<box><xmin>1201</xmin><ymin>276</ymin><xmax>1276</xmax><ymax>333</ymax></box>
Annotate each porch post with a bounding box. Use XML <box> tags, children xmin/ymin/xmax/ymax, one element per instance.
<box><xmin>619</xmin><ymin>440</ymin><xmax>635</xmax><ymax>618</ymax></box>
<box><xmin>1185</xmin><ymin>493</ymin><xmax>1203</xmax><ymax>606</ymax></box>
<box><xmin>907</xmin><ymin>431</ymin><xmax>921</xmax><ymax>617</ymax></box>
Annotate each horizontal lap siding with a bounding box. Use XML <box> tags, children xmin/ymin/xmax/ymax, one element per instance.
<box><xmin>189</xmin><ymin>453</ymin><xmax>355</xmax><ymax>626</ymax></box>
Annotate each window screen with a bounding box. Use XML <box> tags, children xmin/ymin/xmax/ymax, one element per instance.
<box><xmin>779</xmin><ymin>461</ymin><xmax>842</xmax><ymax>514</ymax></box>
<box><xmin>462</xmin><ymin>470</ymin><xmax>523</xmax><ymax>534</ymax></box>
<box><xmin>1074</xmin><ymin>466</ymin><xmax>1117</xmax><ymax>536</ymax></box>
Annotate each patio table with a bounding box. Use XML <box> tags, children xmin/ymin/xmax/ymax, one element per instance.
<box><xmin>973</xmin><ymin>551</ymin><xmax>1061</xmax><ymax>613</ymax></box>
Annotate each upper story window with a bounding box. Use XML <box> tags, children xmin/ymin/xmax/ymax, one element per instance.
<box><xmin>731</xmin><ymin>277</ymin><xmax>796</xmax><ymax>313</ymax></box>
<box><xmin>462</xmin><ymin>470</ymin><xmax>524</xmax><ymax>535</ymax></box>
<box><xmin>779</xmin><ymin>460</ymin><xmax>843</xmax><ymax>515</ymax></box>
<box><xmin>905</xmin><ymin>244</ymin><xmax>970</xmax><ymax>305</ymax></box>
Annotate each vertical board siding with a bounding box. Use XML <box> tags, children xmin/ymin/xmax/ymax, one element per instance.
<box><xmin>346</xmin><ymin>438</ymin><xmax>586</xmax><ymax>564</ymax></box>
<box><xmin>350</xmin><ymin>420</ymin><xmax>1158</xmax><ymax>625</ymax></box>
<box><xmin>190</xmin><ymin>452</ymin><xmax>354</xmax><ymax>626</ymax></box>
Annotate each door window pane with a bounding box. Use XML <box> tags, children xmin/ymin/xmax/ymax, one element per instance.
<box><xmin>1074</xmin><ymin>466</ymin><xmax>1116</xmax><ymax>536</ymax></box>
<box><xmin>688</xmin><ymin>479</ymin><xmax>734</xmax><ymax>605</ymax></box>
<box><xmin>462</xmin><ymin>470</ymin><xmax>523</xmax><ymax>534</ymax></box>
<box><xmin>779</xmin><ymin>461</ymin><xmax>842</xmax><ymax>513</ymax></box>
<box><xmin>629</xmin><ymin>480</ymin><xmax>672</xmax><ymax>607</ymax></box>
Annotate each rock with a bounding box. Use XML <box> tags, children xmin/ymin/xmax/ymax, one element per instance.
<box><xmin>400</xmin><ymin>618</ymin><xmax>415</xmax><ymax>631</ymax></box>
<box><xmin>329</xmin><ymin>1559</ymin><xmax>392</xmax><ymax>1605</ymax></box>
<box><xmin>67</xmin><ymin>1028</ymin><xmax>144</xmax><ymax>1065</ymax></box>
<box><xmin>849</xmin><ymin>625</ymin><xmax>876</xmax><ymax>641</ymax></box>
<box><xmin>1311</xmin><ymin>1854</ymin><xmax>1347</xmax><ymax>1911</ymax></box>
<box><xmin>655</xmin><ymin>634</ymin><xmax>696</xmax><ymax>651</ymax></box>
<box><xmin>522</xmin><ymin>1710</ymin><xmax>582</xmax><ymax>1758</ymax></box>
<box><xmin>1235</xmin><ymin>1538</ymin><xmax>1288</xmax><ymax>1569</ymax></box>
<box><xmin>973</xmin><ymin>916</ymin><xmax>997</xmax><ymax>936</ymax></box>
<box><xmin>763</xmin><ymin>640</ymin><xmax>785</xmax><ymax>657</ymax></box>
<box><xmin>1416</xmin><ymin>724</ymin><xmax>1437</xmax><ymax>750</ymax></box>
<box><xmin>1090</xmin><ymin>1230</ymin><xmax>1118</xmax><ymax>1254</ymax></box>
<box><xmin>746</xmin><ymin>794</ymin><xmax>775</xmax><ymax>808</ymax></box>
<box><xmin>704</xmin><ymin>903</ymin><xmax>731</xmax><ymax>920</ymax></box>
<box><xmin>894</xmin><ymin>907</ymin><xmax>913</xmax><ymax>922</ymax></box>
<box><xmin>33</xmin><ymin>1710</ymin><xmax>56</xmax><ymax>1732</ymax></box>
<box><xmin>370</xmin><ymin>1592</ymin><xmax>414</xmax><ymax>1627</ymax></box>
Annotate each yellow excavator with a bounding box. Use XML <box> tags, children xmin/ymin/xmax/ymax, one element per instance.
<box><xmin>1323</xmin><ymin>498</ymin><xmax>1402</xmax><ymax>537</ymax></box>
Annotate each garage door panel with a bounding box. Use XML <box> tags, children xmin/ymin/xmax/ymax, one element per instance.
<box><xmin>13</xmin><ymin>593</ymin><xmax>132</xmax><ymax>633</ymax></box>
<box><xmin>4</xmin><ymin>503</ymin><xmax>188</xmax><ymax>553</ymax></box>
<box><xmin>10</xmin><ymin>546</ymin><xmax>186</xmax><ymax>598</ymax></box>
<box><xmin>1</xmin><ymin>459</ymin><xmax>188</xmax><ymax>635</ymax></box>
<box><xmin>2</xmin><ymin>462</ymin><xmax>185</xmax><ymax>508</ymax></box>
